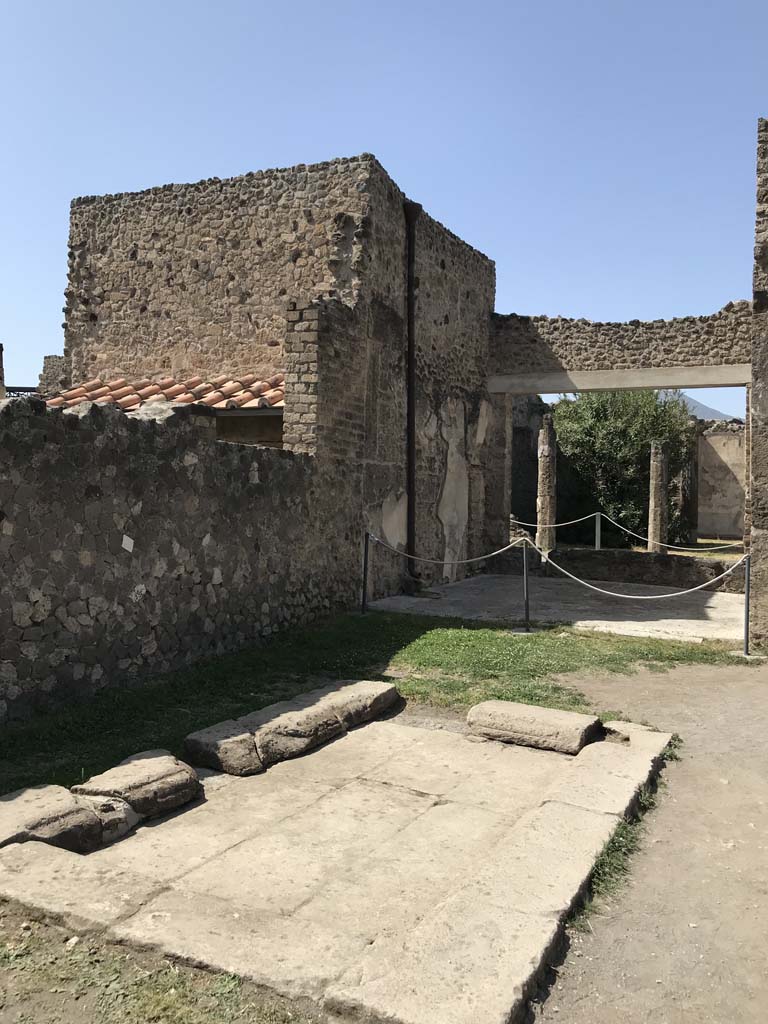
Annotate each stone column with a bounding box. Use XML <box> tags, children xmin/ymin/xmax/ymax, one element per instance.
<box><xmin>535</xmin><ymin>414</ymin><xmax>557</xmax><ymax>553</ymax></box>
<box><xmin>648</xmin><ymin>441</ymin><xmax>669</xmax><ymax>553</ymax></box>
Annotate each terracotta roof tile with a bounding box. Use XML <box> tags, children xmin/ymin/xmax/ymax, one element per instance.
<box><xmin>45</xmin><ymin>371</ymin><xmax>286</xmax><ymax>414</ymax></box>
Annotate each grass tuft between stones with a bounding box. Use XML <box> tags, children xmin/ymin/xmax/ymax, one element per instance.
<box><xmin>569</xmin><ymin>785</ymin><xmax>658</xmax><ymax>931</ymax></box>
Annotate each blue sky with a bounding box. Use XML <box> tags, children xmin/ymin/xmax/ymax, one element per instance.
<box><xmin>1</xmin><ymin>1</ymin><xmax>765</xmax><ymax>417</ymax></box>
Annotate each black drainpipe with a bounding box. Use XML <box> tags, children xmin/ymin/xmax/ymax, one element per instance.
<box><xmin>404</xmin><ymin>200</ymin><xmax>422</xmax><ymax>575</ymax></box>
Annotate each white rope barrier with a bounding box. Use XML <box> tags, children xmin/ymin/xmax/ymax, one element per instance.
<box><xmin>598</xmin><ymin>514</ymin><xmax>742</xmax><ymax>552</ymax></box>
<box><xmin>369</xmin><ymin>531</ymin><xmax>747</xmax><ymax>602</ymax></box>
<box><xmin>368</xmin><ymin>534</ymin><xmax>527</xmax><ymax>566</ymax></box>
<box><xmin>510</xmin><ymin>510</ymin><xmax>742</xmax><ymax>551</ymax></box>
<box><xmin>528</xmin><ymin>543</ymin><xmax>748</xmax><ymax>600</ymax></box>
<box><xmin>510</xmin><ymin>513</ymin><xmax>596</xmax><ymax>529</ymax></box>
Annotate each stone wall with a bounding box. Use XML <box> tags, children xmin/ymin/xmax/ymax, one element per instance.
<box><xmin>1</xmin><ymin>151</ymin><xmax>510</xmax><ymax>722</ymax></box>
<box><xmin>750</xmin><ymin>117</ymin><xmax>768</xmax><ymax>644</ymax></box>
<box><xmin>0</xmin><ymin>396</ymin><xmax>362</xmax><ymax>724</ymax></box>
<box><xmin>64</xmin><ymin>156</ymin><xmax>374</xmax><ymax>385</ymax></box>
<box><xmin>0</xmin><ymin>343</ymin><xmax>4</xmax><ymax>399</ymax></box>
<box><xmin>38</xmin><ymin>355</ymin><xmax>70</xmax><ymax>397</ymax></box>
<box><xmin>696</xmin><ymin>422</ymin><xmax>746</xmax><ymax>539</ymax></box>
<box><xmin>490</xmin><ymin>301</ymin><xmax>752</xmax><ymax>374</ymax></box>
<box><xmin>411</xmin><ymin>208</ymin><xmax>497</xmax><ymax>576</ymax></box>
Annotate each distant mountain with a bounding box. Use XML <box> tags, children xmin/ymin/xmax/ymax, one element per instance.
<box><xmin>660</xmin><ymin>391</ymin><xmax>739</xmax><ymax>422</ymax></box>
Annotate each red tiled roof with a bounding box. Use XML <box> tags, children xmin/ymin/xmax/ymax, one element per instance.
<box><xmin>46</xmin><ymin>372</ymin><xmax>285</xmax><ymax>412</ymax></box>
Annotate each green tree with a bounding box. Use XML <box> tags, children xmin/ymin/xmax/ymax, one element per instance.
<box><xmin>552</xmin><ymin>390</ymin><xmax>695</xmax><ymax>544</ymax></box>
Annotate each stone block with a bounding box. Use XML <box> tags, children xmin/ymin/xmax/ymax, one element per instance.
<box><xmin>467</xmin><ymin>700</ymin><xmax>602</xmax><ymax>754</ymax></box>
<box><xmin>72</xmin><ymin>749</ymin><xmax>201</xmax><ymax>818</ymax></box>
<box><xmin>0</xmin><ymin>784</ymin><xmax>101</xmax><ymax>853</ymax></box>
<box><xmin>238</xmin><ymin>700</ymin><xmax>344</xmax><ymax>768</ymax></box>
<box><xmin>297</xmin><ymin>679</ymin><xmax>400</xmax><ymax>728</ymax></box>
<box><xmin>184</xmin><ymin>720</ymin><xmax>264</xmax><ymax>776</ymax></box>
<box><xmin>76</xmin><ymin>793</ymin><xmax>142</xmax><ymax>844</ymax></box>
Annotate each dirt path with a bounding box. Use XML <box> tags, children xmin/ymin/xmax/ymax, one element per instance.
<box><xmin>534</xmin><ymin>662</ymin><xmax>768</xmax><ymax>1024</ymax></box>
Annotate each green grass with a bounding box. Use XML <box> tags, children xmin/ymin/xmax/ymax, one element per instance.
<box><xmin>0</xmin><ymin>903</ymin><xmax>317</xmax><ymax>1023</ymax></box>
<box><xmin>0</xmin><ymin>611</ymin><xmax>740</xmax><ymax>794</ymax></box>
<box><xmin>570</xmin><ymin>786</ymin><xmax>657</xmax><ymax>929</ymax></box>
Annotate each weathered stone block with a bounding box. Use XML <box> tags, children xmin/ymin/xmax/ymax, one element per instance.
<box><xmin>239</xmin><ymin>700</ymin><xmax>344</xmax><ymax>768</ymax></box>
<box><xmin>298</xmin><ymin>680</ymin><xmax>400</xmax><ymax>729</ymax></box>
<box><xmin>467</xmin><ymin>700</ymin><xmax>602</xmax><ymax>754</ymax></box>
<box><xmin>184</xmin><ymin>720</ymin><xmax>264</xmax><ymax>776</ymax></box>
<box><xmin>72</xmin><ymin>750</ymin><xmax>201</xmax><ymax>818</ymax></box>
<box><xmin>76</xmin><ymin>793</ymin><xmax>142</xmax><ymax>844</ymax></box>
<box><xmin>0</xmin><ymin>784</ymin><xmax>101</xmax><ymax>853</ymax></box>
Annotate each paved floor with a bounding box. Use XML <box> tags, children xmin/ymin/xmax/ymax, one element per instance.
<box><xmin>0</xmin><ymin>716</ymin><xmax>662</xmax><ymax>1024</ymax></box>
<box><xmin>371</xmin><ymin>574</ymin><xmax>744</xmax><ymax>642</ymax></box>
<box><xmin>533</xmin><ymin>662</ymin><xmax>768</xmax><ymax>1024</ymax></box>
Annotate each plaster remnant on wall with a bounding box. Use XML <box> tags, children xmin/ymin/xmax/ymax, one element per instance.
<box><xmin>381</xmin><ymin>490</ymin><xmax>407</xmax><ymax>549</ymax></box>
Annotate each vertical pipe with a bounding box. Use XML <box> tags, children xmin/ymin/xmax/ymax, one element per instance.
<box><xmin>595</xmin><ymin>512</ymin><xmax>601</xmax><ymax>551</ymax></box>
<box><xmin>404</xmin><ymin>200</ymin><xmax>422</xmax><ymax>578</ymax></box>
<box><xmin>744</xmin><ymin>553</ymin><xmax>751</xmax><ymax>656</ymax></box>
<box><xmin>361</xmin><ymin>531</ymin><xmax>370</xmax><ymax>614</ymax></box>
<box><xmin>523</xmin><ymin>541</ymin><xmax>530</xmax><ymax>633</ymax></box>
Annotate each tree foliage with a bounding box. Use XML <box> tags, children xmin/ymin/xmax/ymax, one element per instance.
<box><xmin>552</xmin><ymin>390</ymin><xmax>695</xmax><ymax>541</ymax></box>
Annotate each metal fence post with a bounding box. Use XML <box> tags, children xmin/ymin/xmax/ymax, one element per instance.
<box><xmin>744</xmin><ymin>553</ymin><xmax>751</xmax><ymax>657</ymax></box>
<box><xmin>361</xmin><ymin>531</ymin><xmax>370</xmax><ymax>614</ymax></box>
<box><xmin>595</xmin><ymin>512</ymin><xmax>601</xmax><ymax>551</ymax></box>
<box><xmin>523</xmin><ymin>541</ymin><xmax>530</xmax><ymax>633</ymax></box>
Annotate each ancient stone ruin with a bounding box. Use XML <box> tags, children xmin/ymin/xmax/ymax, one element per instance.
<box><xmin>1</xmin><ymin>121</ymin><xmax>767</xmax><ymax>722</ymax></box>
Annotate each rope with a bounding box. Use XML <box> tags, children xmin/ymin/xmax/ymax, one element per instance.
<box><xmin>368</xmin><ymin>533</ymin><xmax>748</xmax><ymax>601</ymax></box>
<box><xmin>368</xmin><ymin>534</ymin><xmax>527</xmax><ymax>566</ymax></box>
<box><xmin>511</xmin><ymin>511</ymin><xmax>742</xmax><ymax>551</ymax></box>
<box><xmin>599</xmin><ymin>514</ymin><xmax>742</xmax><ymax>552</ymax></box>
<box><xmin>510</xmin><ymin>513</ymin><xmax>596</xmax><ymax>529</ymax></box>
<box><xmin>529</xmin><ymin>542</ymin><xmax>748</xmax><ymax>600</ymax></box>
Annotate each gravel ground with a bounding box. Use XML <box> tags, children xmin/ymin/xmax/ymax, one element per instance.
<box><xmin>533</xmin><ymin>662</ymin><xmax>768</xmax><ymax>1024</ymax></box>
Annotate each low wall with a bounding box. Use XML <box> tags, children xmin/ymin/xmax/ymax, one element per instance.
<box><xmin>494</xmin><ymin>546</ymin><xmax>744</xmax><ymax>594</ymax></box>
<box><xmin>0</xmin><ymin>397</ymin><xmax>362</xmax><ymax>724</ymax></box>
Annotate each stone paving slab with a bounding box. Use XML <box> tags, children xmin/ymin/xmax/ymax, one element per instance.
<box><xmin>324</xmin><ymin>895</ymin><xmax>561</xmax><ymax>1024</ymax></box>
<box><xmin>543</xmin><ymin>732</ymin><xmax>671</xmax><ymax>818</ymax></box>
<box><xmin>85</xmin><ymin>775</ymin><xmax>335</xmax><ymax>883</ymax></box>
<box><xmin>179</xmin><ymin>779</ymin><xmax>435</xmax><ymax>915</ymax></box>
<box><xmin>0</xmin><ymin>841</ymin><xmax>161</xmax><ymax>930</ymax></box>
<box><xmin>0</xmin><ymin>717</ymin><xmax>668</xmax><ymax>1024</ymax></box>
